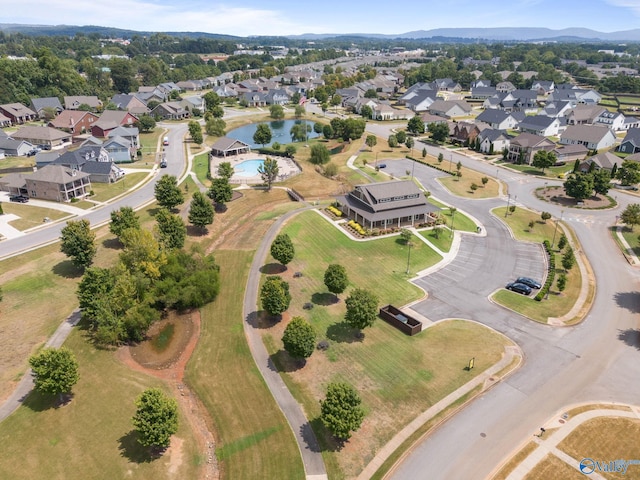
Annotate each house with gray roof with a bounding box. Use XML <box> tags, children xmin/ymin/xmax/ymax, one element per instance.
<box><xmin>25</xmin><ymin>164</ymin><xmax>92</xmax><ymax>202</ymax></box>
<box><xmin>477</xmin><ymin>129</ymin><xmax>513</xmax><ymax>154</ymax></box>
<box><xmin>547</xmin><ymin>88</ymin><xmax>601</xmax><ymax>105</ymax></box>
<box><xmin>566</xmin><ymin>105</ymin><xmax>606</xmax><ymax>125</ymax></box>
<box><xmin>507</xmin><ymin>133</ymin><xmax>556</xmax><ymax>164</ymax></box>
<box><xmin>30</xmin><ymin>97</ymin><xmax>64</xmax><ymax>118</ymax></box>
<box><xmin>622</xmin><ymin>116</ymin><xmax>640</xmax><ymax>131</ymax></box>
<box><xmin>210</xmin><ymin>137</ymin><xmax>251</xmax><ymax>158</ymax></box>
<box><xmin>496</xmin><ymin>81</ymin><xmax>516</xmax><ymax>93</ymax></box>
<box><xmin>594</xmin><ymin>109</ymin><xmax>625</xmax><ymax>131</ymax></box>
<box><xmin>542</xmin><ymin>100</ymin><xmax>573</xmax><ymax>118</ymax></box>
<box><xmin>180</xmin><ymin>95</ymin><xmax>206</xmax><ymax>113</ymax></box>
<box><xmin>552</xmin><ymin>144</ymin><xmax>589</xmax><ymax>164</ymax></box>
<box><xmin>0</xmin><ymin>138</ymin><xmax>33</xmax><ymax>156</ymax></box>
<box><xmin>103</xmin><ymin>136</ymin><xmax>134</xmax><ymax>163</ymax></box>
<box><xmin>264</xmin><ymin>89</ymin><xmax>290</xmax><ymax>105</ymax></box>
<box><xmin>578</xmin><ymin>151</ymin><xmax>620</xmax><ymax>173</ymax></box>
<box><xmin>50</xmin><ymin>145</ymin><xmax>123</xmax><ymax>182</ymax></box>
<box><xmin>110</xmin><ymin>94</ymin><xmax>149</xmax><ymax>115</ymax></box>
<box><xmin>531</xmin><ymin>81</ymin><xmax>555</xmax><ymax>95</ymax></box>
<box><xmin>404</xmin><ymin>90</ymin><xmax>438</xmax><ymax>112</ymax></box>
<box><xmin>428</xmin><ymin>100</ymin><xmax>472</xmax><ymax>119</ymax></box>
<box><xmin>475</xmin><ymin>109</ymin><xmax>520</xmax><ymax>130</ymax></box>
<box><xmin>517</xmin><ymin>115</ymin><xmax>561</xmax><ymax>137</ymax></box>
<box><xmin>484</xmin><ymin>90</ymin><xmax>538</xmax><ymax>113</ymax></box>
<box><xmin>618</xmin><ymin>128</ymin><xmax>640</xmax><ymax>154</ymax></box>
<box><xmin>559</xmin><ymin>125</ymin><xmax>617</xmax><ymax>151</ymax></box>
<box><xmin>335</xmin><ymin>180</ymin><xmax>440</xmax><ymax>230</ymax></box>
<box><xmin>469</xmin><ymin>86</ymin><xmax>497</xmax><ymax>100</ymax></box>
<box><xmin>150</xmin><ymin>102</ymin><xmax>190</xmax><ymax>121</ymax></box>
<box><xmin>107</xmin><ymin>126</ymin><xmax>139</xmax><ymax>149</ymax></box>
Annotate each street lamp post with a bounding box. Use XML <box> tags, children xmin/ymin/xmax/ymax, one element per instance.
<box><xmin>551</xmin><ymin>210</ymin><xmax>564</xmax><ymax>248</ymax></box>
<box><xmin>411</xmin><ymin>157</ymin><xmax>416</xmax><ymax>179</ymax></box>
<box><xmin>505</xmin><ymin>194</ymin><xmax>511</xmax><ymax>217</ymax></box>
<box><xmin>450</xmin><ymin>208</ymin><xmax>456</xmax><ymax>237</ymax></box>
<box><xmin>405</xmin><ymin>241</ymin><xmax>412</xmax><ymax>274</ymax></box>
<box><xmin>449</xmin><ymin>154</ymin><xmax>453</xmax><ymax>173</ymax></box>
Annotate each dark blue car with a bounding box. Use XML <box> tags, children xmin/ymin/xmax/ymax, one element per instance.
<box><xmin>506</xmin><ymin>282</ymin><xmax>532</xmax><ymax>296</ymax></box>
<box><xmin>516</xmin><ymin>277</ymin><xmax>542</xmax><ymax>289</ymax></box>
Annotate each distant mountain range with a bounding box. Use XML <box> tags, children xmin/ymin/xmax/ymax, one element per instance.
<box><xmin>2</xmin><ymin>24</ymin><xmax>640</xmax><ymax>43</ymax></box>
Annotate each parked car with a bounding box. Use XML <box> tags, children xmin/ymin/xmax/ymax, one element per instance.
<box><xmin>26</xmin><ymin>147</ymin><xmax>41</xmax><ymax>157</ymax></box>
<box><xmin>516</xmin><ymin>277</ymin><xmax>542</xmax><ymax>289</ymax></box>
<box><xmin>160</xmin><ymin>160</ymin><xmax>167</xmax><ymax>168</ymax></box>
<box><xmin>506</xmin><ymin>282</ymin><xmax>532</xmax><ymax>295</ymax></box>
<box><xmin>9</xmin><ymin>194</ymin><xmax>29</xmax><ymax>203</ymax></box>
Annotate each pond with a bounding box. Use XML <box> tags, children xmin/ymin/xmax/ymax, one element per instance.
<box><xmin>227</xmin><ymin>119</ymin><xmax>320</xmax><ymax>148</ymax></box>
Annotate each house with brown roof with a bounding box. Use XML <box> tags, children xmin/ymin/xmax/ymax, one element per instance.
<box><xmin>150</xmin><ymin>102</ymin><xmax>190</xmax><ymax>121</ymax></box>
<box><xmin>0</xmin><ymin>103</ymin><xmax>37</xmax><ymax>125</ymax></box>
<box><xmin>507</xmin><ymin>133</ymin><xmax>556</xmax><ymax>164</ymax></box>
<box><xmin>552</xmin><ymin>144</ymin><xmax>589</xmax><ymax>164</ymax></box>
<box><xmin>24</xmin><ymin>164</ymin><xmax>92</xmax><ymax>202</ymax></box>
<box><xmin>565</xmin><ymin>105</ymin><xmax>606</xmax><ymax>125</ymax></box>
<box><xmin>64</xmin><ymin>96</ymin><xmax>103</xmax><ymax>111</ymax></box>
<box><xmin>11</xmin><ymin>125</ymin><xmax>72</xmax><ymax>149</ymax></box>
<box><xmin>578</xmin><ymin>151</ymin><xmax>620</xmax><ymax>173</ymax></box>
<box><xmin>210</xmin><ymin>137</ymin><xmax>251</xmax><ymax>158</ymax></box>
<box><xmin>91</xmin><ymin>110</ymin><xmax>139</xmax><ymax>137</ymax></box>
<box><xmin>559</xmin><ymin>125</ymin><xmax>617</xmax><ymax>151</ymax></box>
<box><xmin>451</xmin><ymin>121</ymin><xmax>489</xmax><ymax>145</ymax></box>
<box><xmin>48</xmin><ymin>110</ymin><xmax>99</xmax><ymax>136</ymax></box>
<box><xmin>335</xmin><ymin>180</ymin><xmax>440</xmax><ymax>230</ymax></box>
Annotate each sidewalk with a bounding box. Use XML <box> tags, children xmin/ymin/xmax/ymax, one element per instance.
<box><xmin>503</xmin><ymin>405</ymin><xmax>640</xmax><ymax>480</ymax></box>
<box><xmin>0</xmin><ymin>213</ymin><xmax>23</xmax><ymax>240</ymax></box>
<box><xmin>615</xmin><ymin>225</ymin><xmax>640</xmax><ymax>265</ymax></box>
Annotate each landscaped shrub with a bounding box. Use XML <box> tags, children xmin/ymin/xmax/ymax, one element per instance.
<box><xmin>347</xmin><ymin>220</ymin><xmax>367</xmax><ymax>236</ymax></box>
<box><xmin>327</xmin><ymin>205</ymin><xmax>342</xmax><ymax>217</ymax></box>
<box><xmin>535</xmin><ymin>240</ymin><xmax>556</xmax><ymax>301</ymax></box>
<box><xmin>407</xmin><ymin>156</ymin><xmax>456</xmax><ymax>176</ymax></box>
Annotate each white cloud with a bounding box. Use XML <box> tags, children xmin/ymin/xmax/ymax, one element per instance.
<box><xmin>606</xmin><ymin>0</ymin><xmax>640</xmax><ymax>15</ymax></box>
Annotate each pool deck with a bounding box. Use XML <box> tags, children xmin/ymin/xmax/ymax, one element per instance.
<box><xmin>210</xmin><ymin>152</ymin><xmax>302</xmax><ymax>185</ymax></box>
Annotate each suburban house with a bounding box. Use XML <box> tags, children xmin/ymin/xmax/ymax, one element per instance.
<box><xmin>517</xmin><ymin>115</ymin><xmax>562</xmax><ymax>137</ymax></box>
<box><xmin>477</xmin><ymin>129</ymin><xmax>512</xmax><ymax>154</ymax></box>
<box><xmin>180</xmin><ymin>95</ymin><xmax>207</xmax><ymax>113</ymax></box>
<box><xmin>0</xmin><ymin>137</ymin><xmax>33</xmax><ymax>156</ymax></box>
<box><xmin>404</xmin><ymin>90</ymin><xmax>438</xmax><ymax>112</ymax></box>
<box><xmin>26</xmin><ymin>165</ymin><xmax>91</xmax><ymax>201</ymax></box>
<box><xmin>79</xmin><ymin>160</ymin><xmax>124</xmax><ymax>183</ymax></box>
<box><xmin>483</xmin><ymin>90</ymin><xmax>538</xmax><ymax>112</ymax></box>
<box><xmin>531</xmin><ymin>80</ymin><xmax>555</xmax><ymax>95</ymax></box>
<box><xmin>427</xmin><ymin>100</ymin><xmax>473</xmax><ymax>119</ymax></box>
<box><xmin>547</xmin><ymin>88</ymin><xmax>601</xmax><ymax>105</ymax></box>
<box><xmin>0</xmin><ymin>103</ymin><xmax>37</xmax><ymax>124</ymax></box>
<box><xmin>210</xmin><ymin>137</ymin><xmax>251</xmax><ymax>158</ymax></box>
<box><xmin>64</xmin><ymin>96</ymin><xmax>103</xmax><ymax>111</ymax></box>
<box><xmin>110</xmin><ymin>94</ymin><xmax>149</xmax><ymax>115</ymax></box>
<box><xmin>451</xmin><ymin>121</ymin><xmax>488</xmax><ymax>145</ymax></box>
<box><xmin>619</xmin><ymin>128</ymin><xmax>640</xmax><ymax>154</ymax></box>
<box><xmin>176</xmin><ymin>80</ymin><xmax>204</xmax><ymax>91</ymax></box>
<box><xmin>594</xmin><ymin>109</ymin><xmax>626</xmax><ymax>131</ymax></box>
<box><xmin>542</xmin><ymin>100</ymin><xmax>573</xmax><ymax>118</ymax></box>
<box><xmin>566</xmin><ymin>105</ymin><xmax>607</xmax><ymax>125</ymax></box>
<box><xmin>335</xmin><ymin>180</ymin><xmax>440</xmax><ymax>230</ymax></box>
<box><xmin>552</xmin><ymin>144</ymin><xmax>589</xmax><ymax>164</ymax></box>
<box><xmin>91</xmin><ymin>111</ymin><xmax>139</xmax><ymax>137</ymax></box>
<box><xmin>471</xmin><ymin>79</ymin><xmax>492</xmax><ymax>88</ymax></box>
<box><xmin>50</xmin><ymin>145</ymin><xmax>124</xmax><ymax>183</ymax></box>
<box><xmin>578</xmin><ymin>151</ymin><xmax>620</xmax><ymax>172</ymax></box>
<box><xmin>559</xmin><ymin>125</ymin><xmax>617</xmax><ymax>151</ymax></box>
<box><xmin>433</xmin><ymin>78</ymin><xmax>462</xmax><ymax>92</ymax></box>
<box><xmin>107</xmin><ymin>126</ymin><xmax>139</xmax><ymax>149</ymax></box>
<box><xmin>469</xmin><ymin>86</ymin><xmax>498</xmax><ymax>100</ymax></box>
<box><xmin>475</xmin><ymin>109</ymin><xmax>522</xmax><ymax>130</ymax></box>
<box><xmin>0</xmin><ymin>112</ymin><xmax>11</xmax><ymax>127</ymax></box>
<box><xmin>496</xmin><ymin>81</ymin><xmax>517</xmax><ymax>93</ymax></box>
<box><xmin>30</xmin><ymin>97</ymin><xmax>64</xmax><ymax>118</ymax></box>
<box><xmin>48</xmin><ymin>110</ymin><xmax>99</xmax><ymax>136</ymax></box>
<box><xmin>265</xmin><ymin>89</ymin><xmax>291</xmax><ymax>105</ymax></box>
<box><xmin>622</xmin><ymin>116</ymin><xmax>640</xmax><ymax>131</ymax></box>
<box><xmin>507</xmin><ymin>133</ymin><xmax>556</xmax><ymax>164</ymax></box>
<box><xmin>103</xmin><ymin>136</ymin><xmax>134</xmax><ymax>163</ymax></box>
<box><xmin>241</xmin><ymin>92</ymin><xmax>268</xmax><ymax>107</ymax></box>
<box><xmin>11</xmin><ymin>125</ymin><xmax>72</xmax><ymax>149</ymax></box>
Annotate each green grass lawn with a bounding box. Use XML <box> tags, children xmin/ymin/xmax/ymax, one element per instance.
<box><xmin>3</xmin><ymin>203</ymin><xmax>71</xmax><ymax>230</ymax></box>
<box><xmin>186</xmin><ymin>250</ymin><xmax>305</xmax><ymax>480</ymax></box>
<box><xmin>429</xmin><ymin>198</ymin><xmax>478</xmax><ymax>233</ymax></box>
<box><xmin>138</xmin><ymin>130</ymin><xmax>163</xmax><ymax>164</ymax></box>
<box><xmin>619</xmin><ymin>226</ymin><xmax>640</xmax><ymax>257</ymax></box>
<box><xmin>268</xmin><ymin>211</ymin><xmax>510</xmax><ymax>478</ymax></box>
<box><xmin>89</xmin><ymin>172</ymin><xmax>149</xmax><ymax>203</ymax></box>
<box><xmin>439</xmin><ymin>171</ymin><xmax>500</xmax><ymax>199</ymax></box>
<box><xmin>0</xmin><ymin>156</ymin><xmax>35</xmax><ymax>172</ymax></box>
<box><xmin>418</xmin><ymin>227</ymin><xmax>453</xmax><ymax>252</ymax></box>
<box><xmin>490</xmin><ymin>207</ymin><xmax>585</xmax><ymax>323</ymax></box>
<box><xmin>192</xmin><ymin>152</ymin><xmax>210</xmax><ymax>187</ymax></box>
<box><xmin>497</xmin><ymin>161</ymin><xmax>573</xmax><ymax>179</ymax></box>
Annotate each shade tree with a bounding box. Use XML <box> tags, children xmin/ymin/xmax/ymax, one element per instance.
<box><xmin>320</xmin><ymin>382</ymin><xmax>365</xmax><ymax>440</ymax></box>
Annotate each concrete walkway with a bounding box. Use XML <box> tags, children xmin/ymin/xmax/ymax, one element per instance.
<box><xmin>0</xmin><ymin>213</ymin><xmax>23</xmax><ymax>240</ymax></box>
<box><xmin>0</xmin><ymin>309</ymin><xmax>82</xmax><ymax>422</ymax></box>
<box><xmin>503</xmin><ymin>406</ymin><xmax>640</xmax><ymax>480</ymax></box>
<box><xmin>358</xmin><ymin>344</ymin><xmax>522</xmax><ymax>480</ymax></box>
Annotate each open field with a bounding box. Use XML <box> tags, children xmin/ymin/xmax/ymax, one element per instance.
<box><xmin>264</xmin><ymin>210</ymin><xmax>511</xmax><ymax>478</ymax></box>
<box><xmin>0</xmin><ymin>156</ymin><xmax>35</xmax><ymax>172</ymax></box>
<box><xmin>3</xmin><ymin>203</ymin><xmax>71</xmax><ymax>230</ymax></box>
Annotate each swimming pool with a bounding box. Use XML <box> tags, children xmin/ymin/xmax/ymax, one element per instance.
<box><xmin>234</xmin><ymin>159</ymin><xmax>264</xmax><ymax>177</ymax></box>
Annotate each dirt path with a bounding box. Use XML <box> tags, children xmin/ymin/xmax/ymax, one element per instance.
<box><xmin>116</xmin><ymin>311</ymin><xmax>218</xmax><ymax>480</ymax></box>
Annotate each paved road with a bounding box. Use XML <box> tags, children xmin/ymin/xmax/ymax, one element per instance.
<box><xmin>375</xmin><ymin>151</ymin><xmax>640</xmax><ymax>479</ymax></box>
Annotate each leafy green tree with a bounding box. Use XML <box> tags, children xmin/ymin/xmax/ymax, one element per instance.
<box><xmin>29</xmin><ymin>347</ymin><xmax>79</xmax><ymax>403</ymax></box>
<box><xmin>109</xmin><ymin>206</ymin><xmax>140</xmax><ymax>239</ymax></box>
<box><xmin>400</xmin><ymin>228</ymin><xmax>412</xmax><ymax>244</ymax></box>
<box><xmin>482</xmin><ymin>176</ymin><xmax>489</xmax><ymax>186</ymax></box>
<box><xmin>541</xmin><ymin>211</ymin><xmax>552</xmax><ymax>223</ymax></box>
<box><xmin>310</xmin><ymin>143</ymin><xmax>331</xmax><ymax>165</ymax></box>
<box><xmin>132</xmin><ymin>388</ymin><xmax>178</xmax><ymax>450</ymax></box>
<box><xmin>205</xmin><ymin>118</ymin><xmax>226</xmax><ymax>137</ymax></box>
<box><xmin>405</xmin><ymin>136</ymin><xmax>414</xmax><ymax>155</ymax></box>
<box><xmin>60</xmin><ymin>219</ymin><xmax>97</xmax><ymax>269</ymax></box>
<box><xmin>270</xmin><ymin>233</ymin><xmax>295</xmax><ymax>267</ymax></box>
<box><xmin>290</xmin><ymin>123</ymin><xmax>308</xmax><ymax>142</ymax></box>
<box><xmin>360</xmin><ymin>104</ymin><xmax>373</xmax><ymax>119</ymax></box>
<box><xmin>188</xmin><ymin>120</ymin><xmax>202</xmax><ymax>145</ymax></box>
<box><xmin>258</xmin><ymin>156</ymin><xmax>279</xmax><ymax>190</ymax></box>
<box><xmin>313</xmin><ymin>122</ymin><xmax>323</xmax><ymax>134</ymax></box>
<box><xmin>323</xmin><ymin>124</ymin><xmax>334</xmax><ymax>139</ymax></box>
<box><xmin>188</xmin><ymin>191</ymin><xmax>214</xmax><ymax>232</ymax></box>
<box><xmin>438</xmin><ymin>153</ymin><xmax>444</xmax><ymax>164</ymax></box>
<box><xmin>407</xmin><ymin>115</ymin><xmax>425</xmax><ymax>135</ymax></box>
<box><xmin>208</xmin><ymin>177</ymin><xmax>233</xmax><ymax>209</ymax></box>
<box><xmin>269</xmin><ymin>104</ymin><xmax>284</xmax><ymax>119</ymax></box>
<box><xmin>563</xmin><ymin>173</ymin><xmax>594</xmax><ymax>201</ymax></box>
<box><xmin>217</xmin><ymin>161</ymin><xmax>234</xmax><ymax>180</ymax></box>
<box><xmin>294</xmin><ymin>105</ymin><xmax>305</xmax><ymax>118</ymax></box>
<box><xmin>136</xmin><ymin>115</ymin><xmax>156</xmax><ymax>133</ymax></box>
<box><xmin>282</xmin><ymin>316</ymin><xmax>316</xmax><ymax>360</ymax></box>
<box><xmin>120</xmin><ymin>228</ymin><xmax>167</xmax><ymax>280</ymax></box>
<box><xmin>616</xmin><ymin>160</ymin><xmax>640</xmax><ymax>186</ymax></box>
<box><xmin>573</xmin><ymin>158</ymin><xmax>580</xmax><ymax>173</ymax></box>
<box><xmin>422</xmin><ymin>147</ymin><xmax>427</xmax><ymax>159</ymax></box>
<box><xmin>324</xmin><ymin>264</ymin><xmax>349</xmax><ymax>300</ymax></box>
<box><xmin>285</xmin><ymin>144</ymin><xmax>297</xmax><ymax>157</ymax></box>
<box><xmin>154</xmin><ymin>174</ymin><xmax>184</xmax><ymax>210</ymax></box>
<box><xmin>210</xmin><ymin>105</ymin><xmax>224</xmax><ymax>118</ymax></box>
<box><xmin>428</xmin><ymin>122</ymin><xmax>449</xmax><ymax>143</ymax></box>
<box><xmin>532</xmin><ymin>150</ymin><xmax>556</xmax><ymax>173</ymax></box>
<box><xmin>592</xmin><ymin>169</ymin><xmax>611</xmax><ymax>195</ymax></box>
<box><xmin>364</xmin><ymin>88</ymin><xmax>377</xmax><ymax>99</ymax></box>
<box><xmin>558</xmin><ymin>234</ymin><xmax>568</xmax><ymax>251</ymax></box>
<box><xmin>388</xmin><ymin>134</ymin><xmax>398</xmax><ymax>148</ymax></box>
<box><xmin>155</xmin><ymin>208</ymin><xmax>186</xmax><ymax>250</ymax></box>
<box><xmin>320</xmin><ymin>382</ymin><xmax>365</xmax><ymax>440</ymax></box>
<box><xmin>345</xmin><ymin>288</ymin><xmax>379</xmax><ymax>331</ymax></box>
<box><xmin>260</xmin><ymin>276</ymin><xmax>291</xmax><ymax>317</ymax></box>
<box><xmin>621</xmin><ymin>203</ymin><xmax>640</xmax><ymax>231</ymax></box>
<box><xmin>253</xmin><ymin>123</ymin><xmax>272</xmax><ymax>147</ymax></box>
<box><xmin>365</xmin><ymin>134</ymin><xmax>377</xmax><ymax>150</ymax></box>
<box><xmin>396</xmin><ymin>130</ymin><xmax>407</xmax><ymax>144</ymax></box>
<box><xmin>556</xmin><ymin>273</ymin><xmax>567</xmax><ymax>293</ymax></box>
<box><xmin>562</xmin><ymin>246</ymin><xmax>575</xmax><ymax>271</ymax></box>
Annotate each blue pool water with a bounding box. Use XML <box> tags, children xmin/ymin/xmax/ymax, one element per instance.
<box><xmin>235</xmin><ymin>159</ymin><xmax>264</xmax><ymax>177</ymax></box>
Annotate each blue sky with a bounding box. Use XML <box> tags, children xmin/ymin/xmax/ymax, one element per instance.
<box><xmin>3</xmin><ymin>0</ymin><xmax>640</xmax><ymax>37</ymax></box>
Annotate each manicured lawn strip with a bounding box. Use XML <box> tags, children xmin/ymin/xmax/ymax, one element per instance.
<box><xmin>3</xmin><ymin>203</ymin><xmax>71</xmax><ymax>230</ymax></box>
<box><xmin>491</xmin><ymin>207</ymin><xmax>583</xmax><ymax>323</ymax></box>
<box><xmin>282</xmin><ymin>211</ymin><xmax>441</xmax><ymax>304</ymax></box>
<box><xmin>89</xmin><ymin>172</ymin><xmax>149</xmax><ymax>203</ymax></box>
<box><xmin>523</xmin><ymin>454</ymin><xmax>585</xmax><ymax>480</ymax></box>
<box><xmin>497</xmin><ymin>161</ymin><xmax>573</xmax><ymax>179</ymax></box>
<box><xmin>0</xmin><ymin>327</ymin><xmax>201</xmax><ymax>480</ymax></box>
<box><xmin>427</xmin><ymin>197</ymin><xmax>478</xmax><ymax>233</ymax></box>
<box><xmin>619</xmin><ymin>227</ymin><xmax>640</xmax><ymax>257</ymax></box>
<box><xmin>193</xmin><ymin>152</ymin><xmax>211</xmax><ymax>187</ymax></box>
<box><xmin>139</xmin><ymin>130</ymin><xmax>163</xmax><ymax>164</ymax></box>
<box><xmin>558</xmin><ymin>417</ymin><xmax>640</xmax><ymax>479</ymax></box>
<box><xmin>439</xmin><ymin>170</ymin><xmax>500</xmax><ymax>199</ymax></box>
<box><xmin>0</xmin><ymin>156</ymin><xmax>35</xmax><ymax>171</ymax></box>
<box><xmin>492</xmin><ymin>441</ymin><xmax>539</xmax><ymax>480</ymax></box>
<box><xmin>185</xmin><ymin>250</ymin><xmax>305</xmax><ymax>480</ymax></box>
<box><xmin>418</xmin><ymin>226</ymin><xmax>453</xmax><ymax>252</ymax></box>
